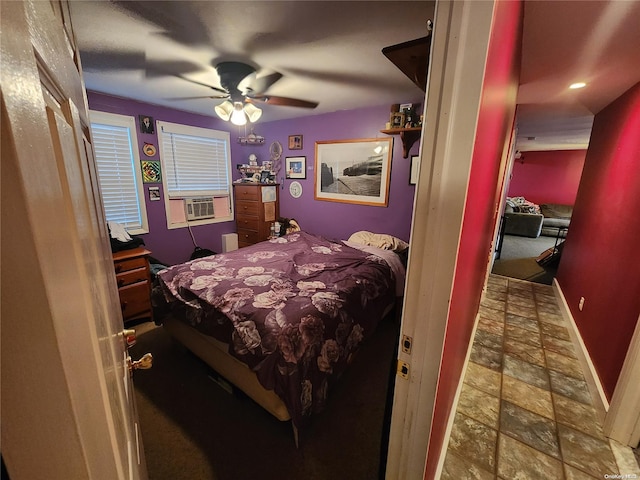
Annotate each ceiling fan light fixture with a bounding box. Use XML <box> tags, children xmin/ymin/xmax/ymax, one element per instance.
<box><xmin>214</xmin><ymin>100</ymin><xmax>233</xmax><ymax>121</ymax></box>
<box><xmin>230</xmin><ymin>102</ymin><xmax>247</xmax><ymax>126</ymax></box>
<box><xmin>243</xmin><ymin>103</ymin><xmax>262</xmax><ymax>123</ymax></box>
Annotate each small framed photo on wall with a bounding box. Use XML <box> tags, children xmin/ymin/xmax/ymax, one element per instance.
<box><xmin>410</xmin><ymin>155</ymin><xmax>420</xmax><ymax>185</ymax></box>
<box><xmin>390</xmin><ymin>112</ymin><xmax>405</xmax><ymax>129</ymax></box>
<box><xmin>139</xmin><ymin>115</ymin><xmax>155</xmax><ymax>134</ymax></box>
<box><xmin>288</xmin><ymin>134</ymin><xmax>303</xmax><ymax>150</ymax></box>
<box><xmin>285</xmin><ymin>156</ymin><xmax>306</xmax><ymax>179</ymax></box>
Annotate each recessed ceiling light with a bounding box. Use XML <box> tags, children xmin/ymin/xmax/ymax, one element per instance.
<box><xmin>569</xmin><ymin>82</ymin><xmax>587</xmax><ymax>89</ymax></box>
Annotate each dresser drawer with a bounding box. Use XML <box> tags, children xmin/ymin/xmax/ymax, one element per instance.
<box><xmin>237</xmin><ymin>228</ymin><xmax>262</xmax><ymax>246</ymax></box>
<box><xmin>116</xmin><ymin>267</ymin><xmax>148</xmax><ymax>288</ymax></box>
<box><xmin>236</xmin><ymin>216</ymin><xmax>260</xmax><ymax>232</ymax></box>
<box><xmin>236</xmin><ymin>200</ymin><xmax>259</xmax><ymax>217</ymax></box>
<box><xmin>118</xmin><ymin>281</ymin><xmax>151</xmax><ymax>319</ymax></box>
<box><xmin>234</xmin><ymin>185</ymin><xmax>261</xmax><ymax>201</ymax></box>
<box><xmin>114</xmin><ymin>255</ymin><xmax>147</xmax><ymax>274</ymax></box>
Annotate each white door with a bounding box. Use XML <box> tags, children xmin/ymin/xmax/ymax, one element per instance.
<box><xmin>1</xmin><ymin>1</ymin><xmax>147</xmax><ymax>479</ymax></box>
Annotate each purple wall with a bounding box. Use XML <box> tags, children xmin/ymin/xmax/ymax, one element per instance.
<box><xmin>88</xmin><ymin>92</ymin><xmax>418</xmax><ymax>265</ymax></box>
<box><xmin>88</xmin><ymin>92</ymin><xmax>238</xmax><ymax>265</ymax></box>
<box><xmin>252</xmin><ymin>106</ymin><xmax>418</xmax><ymax>242</ymax></box>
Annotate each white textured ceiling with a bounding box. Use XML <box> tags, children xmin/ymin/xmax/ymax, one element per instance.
<box><xmin>70</xmin><ymin>1</ymin><xmax>433</xmax><ymax>123</ymax></box>
<box><xmin>516</xmin><ymin>0</ymin><xmax>640</xmax><ymax>151</ymax></box>
<box><xmin>69</xmin><ymin>1</ymin><xmax>640</xmax><ymax>152</ymax></box>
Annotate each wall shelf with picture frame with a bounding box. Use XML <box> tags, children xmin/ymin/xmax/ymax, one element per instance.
<box><xmin>380</xmin><ymin>127</ymin><xmax>422</xmax><ymax>159</ymax></box>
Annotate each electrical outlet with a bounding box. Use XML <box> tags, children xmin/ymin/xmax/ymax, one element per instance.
<box><xmin>397</xmin><ymin>360</ymin><xmax>410</xmax><ymax>379</ymax></box>
<box><xmin>579</xmin><ymin>297</ymin><xmax>585</xmax><ymax>311</ymax></box>
<box><xmin>401</xmin><ymin>334</ymin><xmax>413</xmax><ymax>354</ymax></box>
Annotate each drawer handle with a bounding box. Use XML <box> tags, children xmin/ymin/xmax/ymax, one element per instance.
<box><xmin>115</xmin><ymin>265</ymin><xmax>123</xmax><ymax>273</ymax></box>
<box><xmin>117</xmin><ymin>279</ymin><xmax>125</xmax><ymax>287</ymax></box>
<box><xmin>121</xmin><ymin>301</ymin><xmax>127</xmax><ymax>311</ymax></box>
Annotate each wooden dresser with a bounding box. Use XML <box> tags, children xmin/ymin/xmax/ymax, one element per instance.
<box><xmin>233</xmin><ymin>184</ymin><xmax>279</xmax><ymax>248</ymax></box>
<box><xmin>112</xmin><ymin>247</ymin><xmax>152</xmax><ymax>323</ymax></box>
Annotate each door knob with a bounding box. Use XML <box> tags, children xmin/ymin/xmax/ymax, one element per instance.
<box><xmin>127</xmin><ymin>353</ymin><xmax>153</xmax><ymax>376</ymax></box>
<box><xmin>121</xmin><ymin>328</ymin><xmax>137</xmax><ymax>348</ymax></box>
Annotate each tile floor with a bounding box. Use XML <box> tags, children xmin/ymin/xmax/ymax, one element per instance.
<box><xmin>442</xmin><ymin>274</ymin><xmax>640</xmax><ymax>480</ymax></box>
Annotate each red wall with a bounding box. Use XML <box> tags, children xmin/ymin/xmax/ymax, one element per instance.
<box><xmin>424</xmin><ymin>1</ymin><xmax>523</xmax><ymax>478</ymax></box>
<box><xmin>508</xmin><ymin>149</ymin><xmax>586</xmax><ymax>205</ymax></box>
<box><xmin>556</xmin><ymin>82</ymin><xmax>640</xmax><ymax>400</ymax></box>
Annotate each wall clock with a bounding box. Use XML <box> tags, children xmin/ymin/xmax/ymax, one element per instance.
<box><xmin>289</xmin><ymin>181</ymin><xmax>303</xmax><ymax>199</ymax></box>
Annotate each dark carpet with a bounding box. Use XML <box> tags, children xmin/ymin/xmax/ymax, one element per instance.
<box><xmin>129</xmin><ymin>317</ymin><xmax>399</xmax><ymax>480</ymax></box>
<box><xmin>491</xmin><ymin>257</ymin><xmax>557</xmax><ymax>285</ymax></box>
<box><xmin>492</xmin><ymin>234</ymin><xmax>559</xmax><ymax>285</ymax></box>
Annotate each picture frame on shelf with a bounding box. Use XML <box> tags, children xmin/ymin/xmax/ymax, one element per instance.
<box><xmin>390</xmin><ymin>112</ymin><xmax>405</xmax><ymax>129</ymax></box>
<box><xmin>314</xmin><ymin>137</ymin><xmax>393</xmax><ymax>207</ymax></box>
<box><xmin>285</xmin><ymin>156</ymin><xmax>306</xmax><ymax>179</ymax></box>
<box><xmin>410</xmin><ymin>155</ymin><xmax>420</xmax><ymax>185</ymax></box>
<box><xmin>288</xmin><ymin>134</ymin><xmax>303</xmax><ymax>150</ymax></box>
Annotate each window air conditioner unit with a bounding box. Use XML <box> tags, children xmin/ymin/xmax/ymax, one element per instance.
<box><xmin>184</xmin><ymin>197</ymin><xmax>215</xmax><ymax>221</ymax></box>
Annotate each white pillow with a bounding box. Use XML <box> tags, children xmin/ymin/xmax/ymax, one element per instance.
<box><xmin>347</xmin><ymin>231</ymin><xmax>409</xmax><ymax>252</ymax></box>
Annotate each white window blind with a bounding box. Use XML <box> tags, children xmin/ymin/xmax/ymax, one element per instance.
<box><xmin>90</xmin><ymin>111</ymin><xmax>148</xmax><ymax>234</ymax></box>
<box><xmin>158</xmin><ymin>121</ymin><xmax>231</xmax><ymax>198</ymax></box>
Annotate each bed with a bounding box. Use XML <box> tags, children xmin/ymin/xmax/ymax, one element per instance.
<box><xmin>152</xmin><ymin>231</ymin><xmax>406</xmax><ymax>443</ymax></box>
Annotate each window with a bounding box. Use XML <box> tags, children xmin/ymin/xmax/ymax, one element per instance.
<box><xmin>157</xmin><ymin>121</ymin><xmax>233</xmax><ymax>228</ymax></box>
<box><xmin>89</xmin><ymin>111</ymin><xmax>148</xmax><ymax>234</ymax></box>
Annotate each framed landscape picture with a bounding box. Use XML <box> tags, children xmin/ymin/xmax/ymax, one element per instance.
<box><xmin>314</xmin><ymin>137</ymin><xmax>393</xmax><ymax>206</ymax></box>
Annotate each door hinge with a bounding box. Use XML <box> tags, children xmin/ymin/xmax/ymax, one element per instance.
<box><xmin>397</xmin><ymin>359</ymin><xmax>410</xmax><ymax>379</ymax></box>
<box><xmin>401</xmin><ymin>334</ymin><xmax>412</xmax><ymax>354</ymax></box>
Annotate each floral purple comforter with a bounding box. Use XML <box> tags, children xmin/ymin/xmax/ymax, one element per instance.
<box><xmin>153</xmin><ymin>231</ymin><xmax>397</xmax><ymax>428</ymax></box>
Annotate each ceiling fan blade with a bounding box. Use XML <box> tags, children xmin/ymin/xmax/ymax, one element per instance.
<box><xmin>145</xmin><ymin>60</ymin><xmax>207</xmax><ymax>78</ymax></box>
<box><xmin>112</xmin><ymin>1</ymin><xmax>211</xmax><ymax>45</ymax></box>
<box><xmin>165</xmin><ymin>95</ymin><xmax>229</xmax><ymax>101</ymax></box>
<box><xmin>248</xmin><ymin>95</ymin><xmax>318</xmax><ymax>109</ymax></box>
<box><xmin>80</xmin><ymin>50</ymin><xmax>145</xmax><ymax>72</ymax></box>
<box><xmin>248</xmin><ymin>72</ymin><xmax>283</xmax><ymax>94</ymax></box>
<box><xmin>174</xmin><ymin>75</ymin><xmax>228</xmax><ymax>94</ymax></box>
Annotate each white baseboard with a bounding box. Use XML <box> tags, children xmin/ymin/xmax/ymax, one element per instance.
<box><xmin>552</xmin><ymin>278</ymin><xmax>610</xmax><ymax>420</ymax></box>
<box><xmin>434</xmin><ymin>311</ymin><xmax>482</xmax><ymax>479</ymax></box>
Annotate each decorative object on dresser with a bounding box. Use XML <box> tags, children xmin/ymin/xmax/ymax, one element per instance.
<box><xmin>113</xmin><ymin>247</ymin><xmax>153</xmax><ymax>323</ymax></box>
<box><xmin>233</xmin><ymin>183</ymin><xmax>280</xmax><ymax>247</ymax></box>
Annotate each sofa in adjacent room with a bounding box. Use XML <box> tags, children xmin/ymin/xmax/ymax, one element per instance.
<box><xmin>503</xmin><ymin>196</ymin><xmax>543</xmax><ymax>238</ymax></box>
<box><xmin>540</xmin><ymin>203</ymin><xmax>573</xmax><ymax>237</ymax></box>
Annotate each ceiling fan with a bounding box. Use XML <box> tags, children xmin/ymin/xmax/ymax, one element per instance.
<box><xmin>174</xmin><ymin>61</ymin><xmax>319</xmax><ymax>125</ymax></box>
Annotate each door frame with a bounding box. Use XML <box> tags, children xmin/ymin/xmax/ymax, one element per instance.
<box><xmin>604</xmin><ymin>314</ymin><xmax>640</xmax><ymax>447</ymax></box>
<box><xmin>385</xmin><ymin>1</ymin><xmax>497</xmax><ymax>478</ymax></box>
